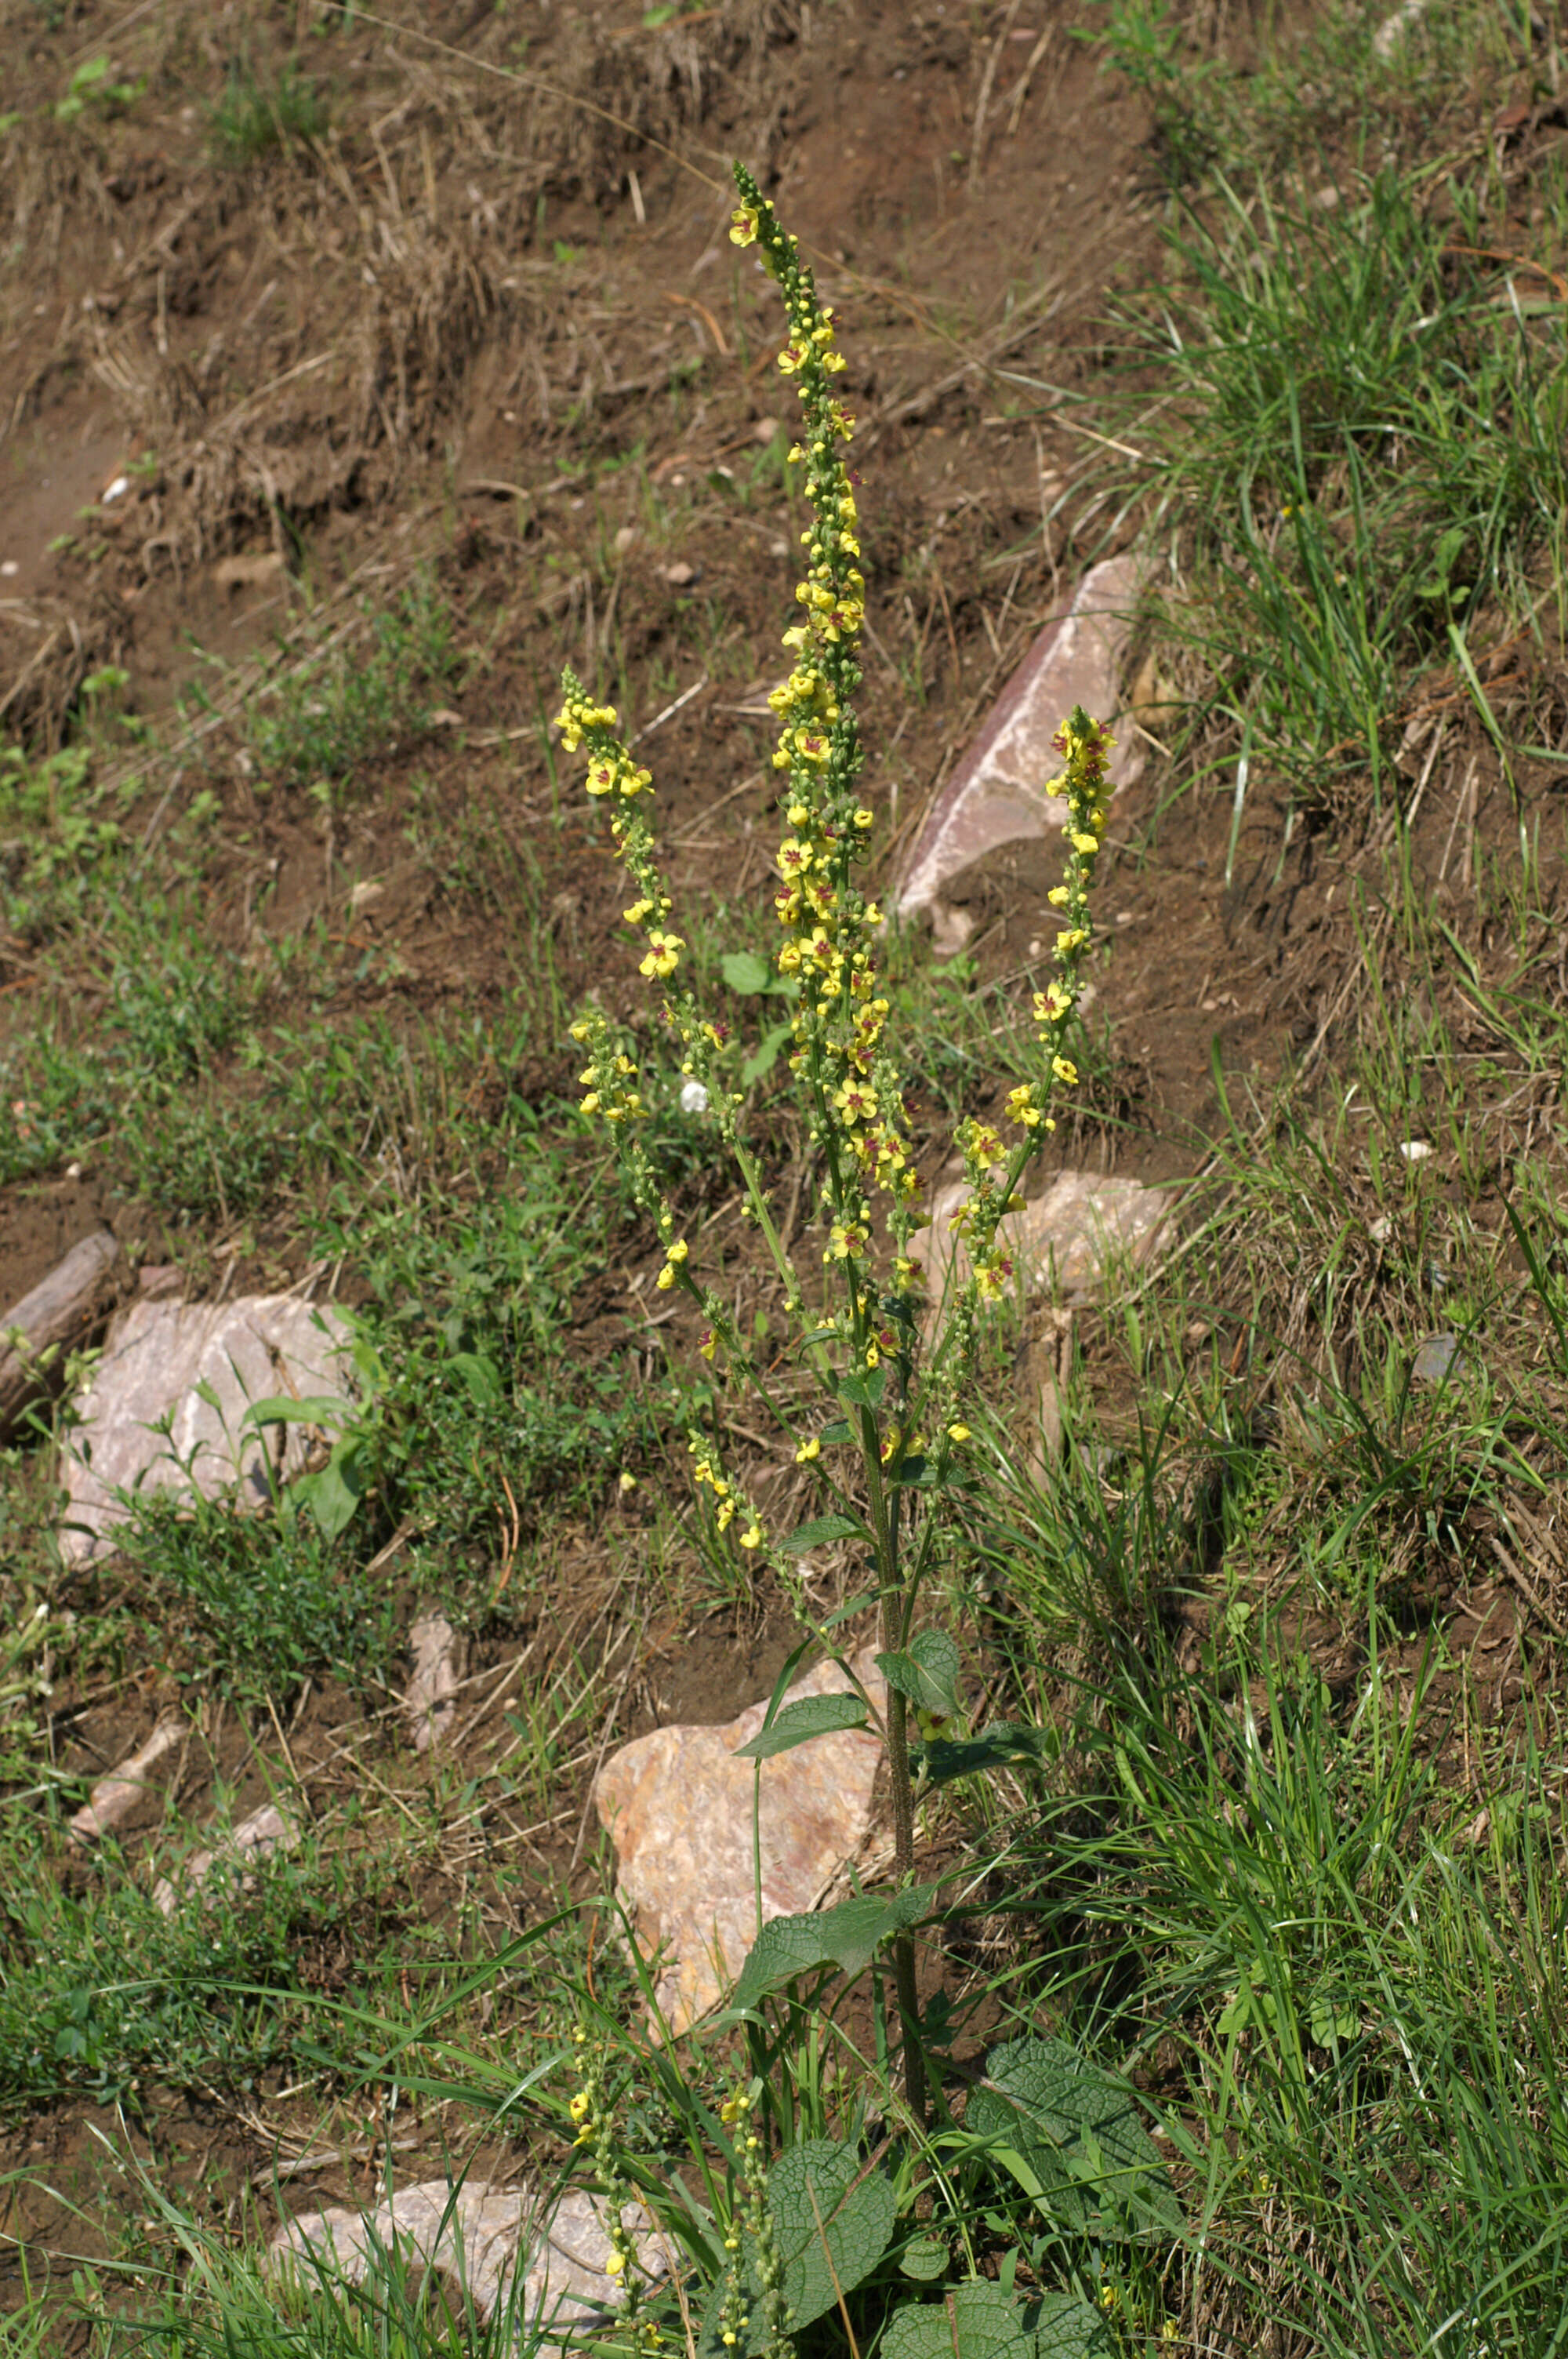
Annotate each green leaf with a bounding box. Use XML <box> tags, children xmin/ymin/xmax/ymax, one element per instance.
<box><xmin>740</xmin><ymin>1019</ymin><xmax>793</xmax><ymax>1085</ymax></box>
<box><xmin>767</xmin><ymin>2139</ymin><xmax>897</xmax><ymax>2332</ymax></box>
<box><xmin>239</xmin><ymin>1394</ymin><xmax>354</xmax><ymax>1432</ymax></box>
<box><xmin>289</xmin><ymin>1445</ymin><xmax>368</xmax><ymax>1542</ymax></box>
<box><xmin>722</xmin><ymin>951</ymin><xmax>775</xmax><ymax>994</ymax></box>
<box><xmin>817</xmin><ymin>1419</ymin><xmax>854</xmax><ymax>1446</ymax></box>
<box><xmin>778</xmin><ymin>1514</ymin><xmax>869</xmax><ymax>1556</ymax></box>
<box><xmin>917</xmin><ymin>1723</ymin><xmax>1053</xmax><ymax>1786</ymax></box>
<box><xmin>966</xmin><ymin>2038</ymin><xmax>1182</xmax><ymax>2244</ymax></box>
<box><xmin>899</xmin><ymin>2237</ymin><xmax>949</xmax><ymax>2281</ymax></box>
<box><xmin>877</xmin><ymin>1630</ymin><xmax>960</xmax><ymax>1719</ymax></box>
<box><xmin>733</xmin><ymin>1692</ymin><xmax>867</xmax><ymax>1761</ymax></box>
<box><xmin>838</xmin><ymin>1367</ymin><xmax>887</xmax><ymax>1408</ymax></box>
<box><xmin>1033</xmin><ymin>2292</ymin><xmax>1113</xmax><ymax>2359</ymax></box>
<box><xmin>884</xmin><ymin>2283</ymin><xmax>1109</xmax><ymax>2359</ymax></box>
<box><xmin>730</xmin><ymin>1885</ymin><xmax>935</xmax><ymax>2010</ymax></box>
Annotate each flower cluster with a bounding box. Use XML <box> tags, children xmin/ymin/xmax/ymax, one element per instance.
<box><xmin>690</xmin><ymin>1436</ymin><xmax>764</xmax><ymax>1550</ymax></box>
<box><xmin>730</xmin><ymin>163</ymin><xmax>924</xmax><ymax>1379</ymax></box>
<box><xmin>1018</xmin><ymin>707</ymin><xmax>1112</xmax><ymax>1125</ymax></box>
<box><xmin>717</xmin><ymin>2083</ymin><xmax>791</xmax><ymax>2359</ymax></box>
<box><xmin>565</xmin><ymin>2026</ymin><xmax>644</xmax><ymax>2306</ymax></box>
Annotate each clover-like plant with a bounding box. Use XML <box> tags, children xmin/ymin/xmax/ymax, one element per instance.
<box><xmin>557</xmin><ymin>162</ymin><xmax>1110</xmax><ymax>2118</ymax></box>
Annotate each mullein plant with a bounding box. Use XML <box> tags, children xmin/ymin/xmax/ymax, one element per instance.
<box><xmin>557</xmin><ymin>163</ymin><xmax>1109</xmax><ymax>2117</ymax></box>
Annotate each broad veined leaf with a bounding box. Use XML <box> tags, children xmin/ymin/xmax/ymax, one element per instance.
<box><xmin>877</xmin><ymin>1629</ymin><xmax>960</xmax><ymax>1719</ymax></box>
<box><xmin>884</xmin><ymin>2281</ymin><xmax>1109</xmax><ymax>2359</ymax></box>
<box><xmin>767</xmin><ymin>2139</ymin><xmax>897</xmax><ymax>2332</ymax></box>
<box><xmin>732</xmin><ymin>1692</ymin><xmax>867</xmax><ymax>1761</ymax></box>
<box><xmin>898</xmin><ymin>2237</ymin><xmax>949</xmax><ymax>2281</ymax></box>
<box><xmin>730</xmin><ymin>1885</ymin><xmax>935</xmax><ymax>2010</ymax></box>
<box><xmin>837</xmin><ymin>1366</ymin><xmax>887</xmax><ymax>1408</ymax></box>
<box><xmin>966</xmin><ymin>2038</ymin><xmax>1182</xmax><ymax>2243</ymax></box>
<box><xmin>777</xmin><ymin>1514</ymin><xmax>869</xmax><ymax>1556</ymax></box>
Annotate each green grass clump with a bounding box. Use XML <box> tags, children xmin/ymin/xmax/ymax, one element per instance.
<box><xmin>208</xmin><ymin>60</ymin><xmax>328</xmax><ymax>165</ymax></box>
<box><xmin>0</xmin><ymin>1819</ymin><xmax>325</xmax><ymax>2112</ymax></box>
<box><xmin>241</xmin><ymin>580</ymin><xmax>466</xmax><ymax>793</ymax></box>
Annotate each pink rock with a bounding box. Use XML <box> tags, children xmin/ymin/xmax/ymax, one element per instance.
<box><xmin>898</xmin><ymin>554</ymin><xmax>1148</xmax><ymax>932</ymax></box>
<box><xmin>270</xmin><ymin>2181</ymin><xmax>670</xmax><ymax>2344</ymax></box>
<box><xmin>405</xmin><ymin>1610</ymin><xmax>463</xmax><ymax>1754</ymax></box>
<box><xmin>152</xmin><ymin>1799</ymin><xmax>300</xmax><ymax>1917</ymax></box>
<box><xmin>68</xmin><ymin>1711</ymin><xmax>184</xmax><ymax>1845</ymax></box>
<box><xmin>593</xmin><ymin>1652</ymin><xmax>886</xmax><ymax>2035</ymax></box>
<box><xmin>910</xmin><ymin>1169</ymin><xmax>1175</xmax><ymax>1323</ymax></box>
<box><xmin>59</xmin><ymin>1293</ymin><xmax>353</xmax><ymax>1564</ymax></box>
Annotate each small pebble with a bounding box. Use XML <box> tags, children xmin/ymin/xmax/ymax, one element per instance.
<box><xmin>1412</xmin><ymin>1332</ymin><xmax>1465</xmax><ymax>1383</ymax></box>
<box><xmin>0</xmin><ymin>561</ymin><xmax>16</xmax><ymax>577</ymax></box>
<box><xmin>101</xmin><ymin>475</ymin><xmax>129</xmax><ymax>504</ymax></box>
<box><xmin>661</xmin><ymin>560</ymin><xmax>698</xmax><ymax>586</ymax></box>
<box><xmin>1399</xmin><ymin>1140</ymin><xmax>1433</xmax><ymax>1162</ymax></box>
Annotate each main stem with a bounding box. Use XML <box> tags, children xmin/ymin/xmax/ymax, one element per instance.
<box><xmin>878</xmin><ymin>1578</ymin><xmax>926</xmax><ymax>2128</ymax></box>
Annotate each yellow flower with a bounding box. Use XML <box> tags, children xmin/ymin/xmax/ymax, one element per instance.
<box><xmin>568</xmin><ymin>2092</ymin><xmax>590</xmax><ymax>2120</ymax></box>
<box><xmin>655</xmin><ymin>1264</ymin><xmax>676</xmax><ymax>1292</ymax></box>
<box><xmin>729</xmin><ymin>202</ymin><xmax>759</xmax><ymax>246</ymax></box>
<box><xmin>1047</xmin><ymin>885</ymin><xmax>1070</xmax><ymax>907</ymax></box>
<box><xmin>666</xmin><ymin>1238</ymin><xmax>688</xmax><ymax>1263</ymax></box>
<box><xmin>853</xmin><ymin>806</ymin><xmax>874</xmax><ymax>829</ymax></box>
<box><xmin>795</xmin><ymin>1436</ymin><xmax>822</xmax><ymax>1463</ymax></box>
<box><xmin>580</xmin><ymin>1092</ymin><xmax>601</xmax><ymax>1115</ymax></box>
<box><xmin>1071</xmin><ymin>831</ymin><xmax>1099</xmax><ymax>856</ymax></box>
<box><xmin>1052</xmin><ymin>1056</ymin><xmax>1079</xmax><ymax>1086</ymax></box>
<box><xmin>605</xmin><ymin>2251</ymin><xmax>626</xmax><ymax>2277</ymax></box>
<box><xmin>739</xmin><ymin>1521</ymin><xmax>763</xmax><ymax>1550</ymax></box>
<box><xmin>639</xmin><ymin>929</ymin><xmax>684</xmax><ymax>979</ymax></box>
<box><xmin>947</xmin><ymin>1424</ymin><xmax>971</xmax><ymax>1443</ymax></box>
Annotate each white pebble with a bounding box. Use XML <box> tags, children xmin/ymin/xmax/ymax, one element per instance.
<box><xmin>1399</xmin><ymin>1140</ymin><xmax>1433</xmax><ymax>1162</ymax></box>
<box><xmin>101</xmin><ymin>475</ymin><xmax>130</xmax><ymax>504</ymax></box>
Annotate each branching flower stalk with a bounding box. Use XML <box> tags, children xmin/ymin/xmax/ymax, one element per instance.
<box><xmin>557</xmin><ymin>162</ymin><xmax>1109</xmax><ymax>2121</ymax></box>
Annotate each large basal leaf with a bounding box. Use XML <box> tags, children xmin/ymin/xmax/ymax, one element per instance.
<box><xmin>721</xmin><ymin>950</ymin><xmax>775</xmax><ymax>994</ymax></box>
<box><xmin>767</xmin><ymin>2137</ymin><xmax>897</xmax><ymax>2332</ymax></box>
<box><xmin>730</xmin><ymin>1886</ymin><xmax>935</xmax><ymax>2011</ymax></box>
<box><xmin>883</xmin><ymin>2281</ymin><xmax>1107</xmax><ymax>2359</ymax></box>
<box><xmin>967</xmin><ymin>2038</ymin><xmax>1182</xmax><ymax>2244</ymax></box>
<box><xmin>733</xmin><ymin>1692</ymin><xmax>867</xmax><ymax>1761</ymax></box>
<box><xmin>876</xmin><ymin>1629</ymin><xmax>960</xmax><ymax>1719</ymax></box>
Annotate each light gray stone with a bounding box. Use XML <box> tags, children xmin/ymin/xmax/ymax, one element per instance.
<box><xmin>405</xmin><ymin>1611</ymin><xmax>463</xmax><ymax>1754</ymax></box>
<box><xmin>59</xmin><ymin>1293</ymin><xmax>354</xmax><ymax>1564</ymax></box>
<box><xmin>593</xmin><ymin>1652</ymin><xmax>886</xmax><ymax>2035</ymax></box>
<box><xmin>897</xmin><ymin>555</ymin><xmax>1148</xmax><ymax>936</ymax></box>
<box><xmin>1412</xmin><ymin>1332</ymin><xmax>1466</xmax><ymax>1385</ymax></box>
<box><xmin>269</xmin><ymin>2179</ymin><xmax>670</xmax><ymax>2346</ymax></box>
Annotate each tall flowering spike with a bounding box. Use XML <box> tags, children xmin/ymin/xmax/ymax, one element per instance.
<box><xmin>729</xmin><ymin>161</ymin><xmax>918</xmax><ymax>1253</ymax></box>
